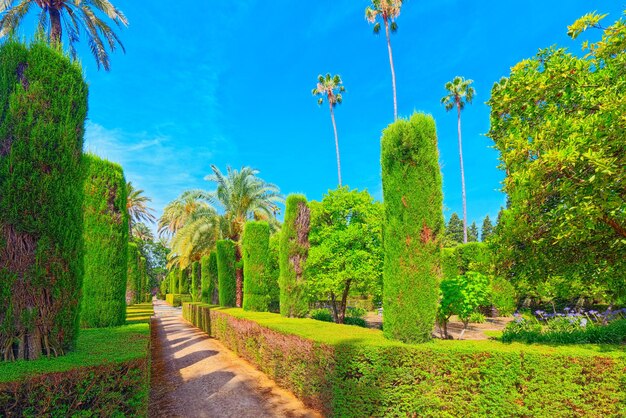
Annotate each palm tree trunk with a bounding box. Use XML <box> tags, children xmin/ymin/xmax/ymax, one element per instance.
<box><xmin>457</xmin><ymin>103</ymin><xmax>468</xmax><ymax>244</ymax></box>
<box><xmin>49</xmin><ymin>7</ymin><xmax>62</xmax><ymax>44</ymax></box>
<box><xmin>384</xmin><ymin>17</ymin><xmax>398</xmax><ymax>121</ymax></box>
<box><xmin>329</xmin><ymin>104</ymin><xmax>342</xmax><ymax>187</ymax></box>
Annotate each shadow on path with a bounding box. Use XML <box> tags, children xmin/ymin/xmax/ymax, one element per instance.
<box><xmin>149</xmin><ymin>300</ymin><xmax>321</xmax><ymax>418</ymax></box>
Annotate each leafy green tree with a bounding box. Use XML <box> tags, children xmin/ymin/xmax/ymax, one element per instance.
<box><xmin>445</xmin><ymin>212</ymin><xmax>464</xmax><ymax>246</ymax></box>
<box><xmin>468</xmin><ymin>221</ymin><xmax>479</xmax><ymax>242</ymax></box>
<box><xmin>0</xmin><ymin>0</ymin><xmax>127</xmax><ymax>70</ymax></box>
<box><xmin>279</xmin><ymin>194</ymin><xmax>310</xmax><ymax>318</ymax></box>
<box><xmin>487</xmin><ymin>12</ymin><xmax>626</xmax><ymax>303</ymax></box>
<box><xmin>441</xmin><ymin>76</ymin><xmax>475</xmax><ymax>243</ymax></box>
<box><xmin>0</xmin><ymin>40</ymin><xmax>87</xmax><ymax>361</ymax></box>
<box><xmin>481</xmin><ymin>215</ymin><xmax>494</xmax><ymax>242</ymax></box>
<box><xmin>312</xmin><ymin>73</ymin><xmax>345</xmax><ymax>186</ymax></box>
<box><xmin>365</xmin><ymin>0</ymin><xmax>403</xmax><ymax>120</ymax></box>
<box><xmin>307</xmin><ymin>187</ymin><xmax>383</xmax><ymax>323</ymax></box>
<box><xmin>381</xmin><ymin>113</ymin><xmax>444</xmax><ymax>343</ymax></box>
<box><xmin>437</xmin><ymin>272</ymin><xmax>490</xmax><ymax>339</ymax></box>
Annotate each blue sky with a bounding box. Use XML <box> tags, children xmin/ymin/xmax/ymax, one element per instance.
<box><xmin>56</xmin><ymin>1</ymin><xmax>625</xmax><ymax>226</ymax></box>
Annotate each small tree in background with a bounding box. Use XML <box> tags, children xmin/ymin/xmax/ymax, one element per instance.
<box><xmin>468</xmin><ymin>221</ymin><xmax>479</xmax><ymax>242</ymax></box>
<box><xmin>279</xmin><ymin>194</ymin><xmax>311</xmax><ymax>318</ymax></box>
<box><xmin>216</xmin><ymin>239</ymin><xmax>237</xmax><ymax>307</ymax></box>
<box><xmin>481</xmin><ymin>215</ymin><xmax>494</xmax><ymax>242</ymax></box>
<box><xmin>445</xmin><ymin>212</ymin><xmax>464</xmax><ymax>246</ymax></box>
<box><xmin>437</xmin><ymin>272</ymin><xmax>490</xmax><ymax>339</ymax></box>
<box><xmin>381</xmin><ymin>112</ymin><xmax>444</xmax><ymax>343</ymax></box>
<box><xmin>0</xmin><ymin>40</ymin><xmax>87</xmax><ymax>361</ymax></box>
<box><xmin>307</xmin><ymin>187</ymin><xmax>383</xmax><ymax>323</ymax></box>
<box><xmin>191</xmin><ymin>261</ymin><xmax>201</xmax><ymax>301</ymax></box>
<box><xmin>242</xmin><ymin>221</ymin><xmax>271</xmax><ymax>312</ymax></box>
<box><xmin>81</xmin><ymin>155</ymin><xmax>129</xmax><ymax>328</ymax></box>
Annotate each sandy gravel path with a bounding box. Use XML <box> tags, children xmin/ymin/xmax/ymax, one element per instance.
<box><xmin>149</xmin><ymin>300</ymin><xmax>321</xmax><ymax>418</ymax></box>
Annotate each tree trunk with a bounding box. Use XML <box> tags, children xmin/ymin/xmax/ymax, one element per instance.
<box><xmin>330</xmin><ymin>292</ymin><xmax>340</xmax><ymax>323</ymax></box>
<box><xmin>49</xmin><ymin>7</ymin><xmax>62</xmax><ymax>44</ymax></box>
<box><xmin>329</xmin><ymin>104</ymin><xmax>342</xmax><ymax>187</ymax></box>
<box><xmin>457</xmin><ymin>102</ymin><xmax>468</xmax><ymax>244</ymax></box>
<box><xmin>384</xmin><ymin>17</ymin><xmax>398</xmax><ymax>121</ymax></box>
<box><xmin>338</xmin><ymin>279</ymin><xmax>352</xmax><ymax>324</ymax></box>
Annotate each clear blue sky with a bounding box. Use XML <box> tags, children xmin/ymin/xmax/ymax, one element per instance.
<box><xmin>66</xmin><ymin>1</ymin><xmax>624</xmax><ymax>225</ymax></box>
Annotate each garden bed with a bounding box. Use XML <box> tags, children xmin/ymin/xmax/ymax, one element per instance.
<box><xmin>183</xmin><ymin>302</ymin><xmax>626</xmax><ymax>417</ymax></box>
<box><xmin>0</xmin><ymin>303</ymin><xmax>153</xmax><ymax>417</ymax></box>
<box><xmin>165</xmin><ymin>293</ymin><xmax>192</xmax><ymax>307</ymax></box>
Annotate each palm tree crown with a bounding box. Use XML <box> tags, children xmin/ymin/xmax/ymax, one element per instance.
<box><xmin>0</xmin><ymin>0</ymin><xmax>128</xmax><ymax>70</ymax></box>
<box><xmin>127</xmin><ymin>182</ymin><xmax>156</xmax><ymax>234</ymax></box>
<box><xmin>441</xmin><ymin>76</ymin><xmax>475</xmax><ymax>111</ymax></box>
<box><xmin>312</xmin><ymin>73</ymin><xmax>345</xmax><ymax>107</ymax></box>
<box><xmin>365</xmin><ymin>0</ymin><xmax>402</xmax><ymax>33</ymax></box>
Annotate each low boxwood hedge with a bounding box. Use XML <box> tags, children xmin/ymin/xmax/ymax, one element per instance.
<box><xmin>183</xmin><ymin>302</ymin><xmax>626</xmax><ymax>417</ymax></box>
<box><xmin>165</xmin><ymin>293</ymin><xmax>192</xmax><ymax>308</ymax></box>
<box><xmin>0</xmin><ymin>303</ymin><xmax>153</xmax><ymax>416</ymax></box>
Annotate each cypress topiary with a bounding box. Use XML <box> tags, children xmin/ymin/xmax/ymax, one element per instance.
<box><xmin>139</xmin><ymin>256</ymin><xmax>148</xmax><ymax>302</ymax></box>
<box><xmin>267</xmin><ymin>234</ymin><xmax>281</xmax><ymax>313</ymax></box>
<box><xmin>168</xmin><ymin>269</ymin><xmax>176</xmax><ymax>294</ymax></box>
<box><xmin>127</xmin><ymin>243</ymin><xmax>141</xmax><ymax>304</ymax></box>
<box><xmin>0</xmin><ymin>40</ymin><xmax>88</xmax><ymax>361</ymax></box>
<box><xmin>381</xmin><ymin>112</ymin><xmax>444</xmax><ymax>343</ymax></box>
<box><xmin>216</xmin><ymin>240</ymin><xmax>236</xmax><ymax>307</ymax></box>
<box><xmin>201</xmin><ymin>252</ymin><xmax>218</xmax><ymax>304</ymax></box>
<box><xmin>180</xmin><ymin>267</ymin><xmax>189</xmax><ymax>295</ymax></box>
<box><xmin>242</xmin><ymin>221</ymin><xmax>270</xmax><ymax>312</ymax></box>
<box><xmin>191</xmin><ymin>261</ymin><xmax>200</xmax><ymax>302</ymax></box>
<box><xmin>279</xmin><ymin>194</ymin><xmax>310</xmax><ymax>318</ymax></box>
<box><xmin>208</xmin><ymin>251</ymin><xmax>218</xmax><ymax>304</ymax></box>
<box><xmin>81</xmin><ymin>155</ymin><xmax>129</xmax><ymax>328</ymax></box>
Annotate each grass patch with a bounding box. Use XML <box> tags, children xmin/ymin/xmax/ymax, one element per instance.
<box><xmin>126</xmin><ymin>302</ymin><xmax>154</xmax><ymax>324</ymax></box>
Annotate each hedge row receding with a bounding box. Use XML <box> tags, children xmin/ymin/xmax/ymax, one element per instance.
<box><xmin>216</xmin><ymin>240</ymin><xmax>236</xmax><ymax>307</ymax></box>
<box><xmin>0</xmin><ymin>40</ymin><xmax>88</xmax><ymax>361</ymax></box>
<box><xmin>165</xmin><ymin>293</ymin><xmax>192</xmax><ymax>308</ymax></box>
<box><xmin>381</xmin><ymin>113</ymin><xmax>444</xmax><ymax>343</ymax></box>
<box><xmin>81</xmin><ymin>154</ymin><xmax>129</xmax><ymax>328</ymax></box>
<box><xmin>242</xmin><ymin>221</ymin><xmax>271</xmax><ymax>312</ymax></box>
<box><xmin>0</xmin><ymin>304</ymin><xmax>152</xmax><ymax>415</ymax></box>
<box><xmin>183</xmin><ymin>303</ymin><xmax>626</xmax><ymax>417</ymax></box>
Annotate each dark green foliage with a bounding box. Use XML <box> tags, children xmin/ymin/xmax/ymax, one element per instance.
<box><xmin>380</xmin><ymin>113</ymin><xmax>444</xmax><ymax>343</ymax></box>
<box><xmin>200</xmin><ymin>254</ymin><xmax>215</xmax><ymax>304</ymax></box>
<box><xmin>279</xmin><ymin>194</ymin><xmax>310</xmax><ymax>318</ymax></box>
<box><xmin>266</xmin><ymin>234</ymin><xmax>280</xmax><ymax>313</ymax></box>
<box><xmin>183</xmin><ymin>304</ymin><xmax>626</xmax><ymax>417</ymax></box>
<box><xmin>445</xmin><ymin>212</ymin><xmax>464</xmax><ymax>245</ymax></box>
<box><xmin>217</xmin><ymin>240</ymin><xmax>237</xmax><ymax>307</ymax></box>
<box><xmin>481</xmin><ymin>215</ymin><xmax>494</xmax><ymax>241</ymax></box>
<box><xmin>139</xmin><ymin>256</ymin><xmax>149</xmax><ymax>302</ymax></box>
<box><xmin>310</xmin><ymin>308</ymin><xmax>334</xmax><ymax>322</ymax></box>
<box><xmin>442</xmin><ymin>242</ymin><xmax>492</xmax><ymax>279</ymax></box>
<box><xmin>489</xmin><ymin>276</ymin><xmax>517</xmax><ymax>316</ymax></box>
<box><xmin>502</xmin><ymin>318</ymin><xmax>626</xmax><ymax>345</ymax></box>
<box><xmin>0</xmin><ymin>318</ymin><xmax>150</xmax><ymax>416</ymax></box>
<box><xmin>81</xmin><ymin>155</ymin><xmax>129</xmax><ymax>328</ymax></box>
<box><xmin>468</xmin><ymin>221</ymin><xmax>479</xmax><ymax>242</ymax></box>
<box><xmin>0</xmin><ymin>40</ymin><xmax>88</xmax><ymax>361</ymax></box>
<box><xmin>208</xmin><ymin>252</ymin><xmax>219</xmax><ymax>304</ymax></box>
<box><xmin>167</xmin><ymin>268</ymin><xmax>180</xmax><ymax>295</ymax></box>
<box><xmin>127</xmin><ymin>243</ymin><xmax>141</xmax><ymax>304</ymax></box>
<box><xmin>191</xmin><ymin>261</ymin><xmax>200</xmax><ymax>302</ymax></box>
<box><xmin>179</xmin><ymin>267</ymin><xmax>189</xmax><ymax>295</ymax></box>
<box><xmin>242</xmin><ymin>221</ymin><xmax>271</xmax><ymax>312</ymax></box>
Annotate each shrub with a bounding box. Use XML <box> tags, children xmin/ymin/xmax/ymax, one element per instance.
<box><xmin>381</xmin><ymin>113</ymin><xmax>444</xmax><ymax>343</ymax></box>
<box><xmin>267</xmin><ymin>234</ymin><xmax>281</xmax><ymax>312</ymax></box>
<box><xmin>242</xmin><ymin>221</ymin><xmax>271</xmax><ymax>312</ymax></box>
<box><xmin>310</xmin><ymin>308</ymin><xmax>334</xmax><ymax>322</ymax></box>
<box><xmin>438</xmin><ymin>272</ymin><xmax>490</xmax><ymax>338</ymax></box>
<box><xmin>191</xmin><ymin>261</ymin><xmax>200</xmax><ymax>302</ymax></box>
<box><xmin>127</xmin><ymin>242</ymin><xmax>141</xmax><ymax>304</ymax></box>
<box><xmin>343</xmin><ymin>317</ymin><xmax>368</xmax><ymax>328</ymax></box>
<box><xmin>179</xmin><ymin>266</ymin><xmax>190</xmax><ymax>295</ymax></box>
<box><xmin>489</xmin><ymin>276</ymin><xmax>517</xmax><ymax>316</ymax></box>
<box><xmin>81</xmin><ymin>155</ymin><xmax>129</xmax><ymax>328</ymax></box>
<box><xmin>183</xmin><ymin>304</ymin><xmax>626</xmax><ymax>417</ymax></box>
<box><xmin>165</xmin><ymin>294</ymin><xmax>192</xmax><ymax>308</ymax></box>
<box><xmin>217</xmin><ymin>240</ymin><xmax>237</xmax><ymax>307</ymax></box>
<box><xmin>200</xmin><ymin>254</ymin><xmax>216</xmax><ymax>304</ymax></box>
<box><xmin>0</xmin><ymin>40</ymin><xmax>88</xmax><ymax>361</ymax></box>
<box><xmin>346</xmin><ymin>306</ymin><xmax>367</xmax><ymax>319</ymax></box>
<box><xmin>279</xmin><ymin>194</ymin><xmax>310</xmax><ymax>318</ymax></box>
<box><xmin>469</xmin><ymin>312</ymin><xmax>486</xmax><ymax>323</ymax></box>
<box><xmin>168</xmin><ymin>268</ymin><xmax>180</xmax><ymax>295</ymax></box>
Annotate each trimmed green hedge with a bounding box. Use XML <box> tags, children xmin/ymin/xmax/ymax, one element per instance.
<box><xmin>267</xmin><ymin>234</ymin><xmax>280</xmax><ymax>312</ymax></box>
<box><xmin>242</xmin><ymin>221</ymin><xmax>271</xmax><ymax>312</ymax></box>
<box><xmin>0</xmin><ymin>304</ymin><xmax>152</xmax><ymax>415</ymax></box>
<box><xmin>183</xmin><ymin>303</ymin><xmax>626</xmax><ymax>417</ymax></box>
<box><xmin>139</xmin><ymin>256</ymin><xmax>148</xmax><ymax>303</ymax></box>
<box><xmin>165</xmin><ymin>293</ymin><xmax>192</xmax><ymax>308</ymax></box>
<box><xmin>168</xmin><ymin>268</ymin><xmax>180</xmax><ymax>295</ymax></box>
<box><xmin>216</xmin><ymin>240</ymin><xmax>237</xmax><ymax>307</ymax></box>
<box><xmin>191</xmin><ymin>261</ymin><xmax>200</xmax><ymax>302</ymax></box>
<box><xmin>127</xmin><ymin>242</ymin><xmax>141</xmax><ymax>304</ymax></box>
<box><xmin>381</xmin><ymin>113</ymin><xmax>444</xmax><ymax>343</ymax></box>
<box><xmin>0</xmin><ymin>40</ymin><xmax>88</xmax><ymax>360</ymax></box>
<box><xmin>180</xmin><ymin>267</ymin><xmax>190</xmax><ymax>295</ymax></box>
<box><xmin>201</xmin><ymin>252</ymin><xmax>218</xmax><ymax>304</ymax></box>
<box><xmin>81</xmin><ymin>155</ymin><xmax>129</xmax><ymax>328</ymax></box>
<box><xmin>279</xmin><ymin>194</ymin><xmax>310</xmax><ymax>318</ymax></box>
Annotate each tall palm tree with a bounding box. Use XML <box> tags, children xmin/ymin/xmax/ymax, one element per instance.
<box><xmin>158</xmin><ymin>190</ymin><xmax>214</xmax><ymax>238</ymax></box>
<box><xmin>127</xmin><ymin>182</ymin><xmax>156</xmax><ymax>236</ymax></box>
<box><xmin>132</xmin><ymin>222</ymin><xmax>154</xmax><ymax>242</ymax></box>
<box><xmin>441</xmin><ymin>76</ymin><xmax>475</xmax><ymax>244</ymax></box>
<box><xmin>205</xmin><ymin>165</ymin><xmax>284</xmax><ymax>307</ymax></box>
<box><xmin>0</xmin><ymin>0</ymin><xmax>128</xmax><ymax>71</ymax></box>
<box><xmin>365</xmin><ymin>0</ymin><xmax>403</xmax><ymax>121</ymax></box>
<box><xmin>312</xmin><ymin>73</ymin><xmax>345</xmax><ymax>187</ymax></box>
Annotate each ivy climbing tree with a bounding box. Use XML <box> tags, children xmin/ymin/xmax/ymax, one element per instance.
<box><xmin>381</xmin><ymin>112</ymin><xmax>444</xmax><ymax>343</ymax></box>
<box><xmin>0</xmin><ymin>40</ymin><xmax>88</xmax><ymax>361</ymax></box>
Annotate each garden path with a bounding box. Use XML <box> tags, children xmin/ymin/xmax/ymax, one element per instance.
<box><xmin>149</xmin><ymin>300</ymin><xmax>321</xmax><ymax>418</ymax></box>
